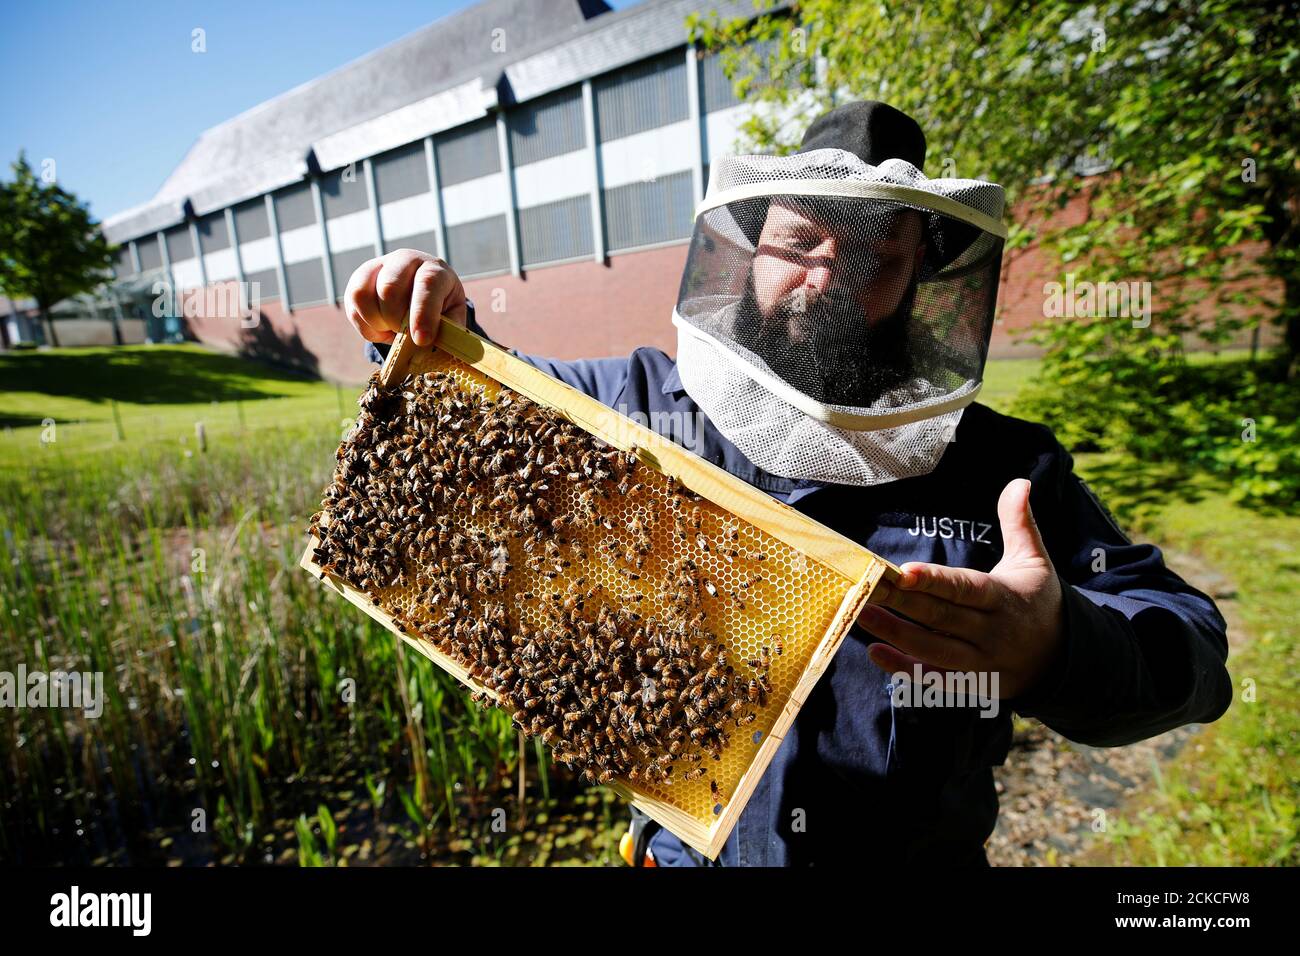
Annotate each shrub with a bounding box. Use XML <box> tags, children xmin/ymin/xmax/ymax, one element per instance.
<box><xmin>1014</xmin><ymin>333</ymin><xmax>1299</xmax><ymax>513</ymax></box>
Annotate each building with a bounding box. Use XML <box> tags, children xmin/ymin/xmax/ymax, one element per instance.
<box><xmin>94</xmin><ymin>0</ymin><xmax>1275</xmax><ymax>381</ymax></box>
<box><xmin>99</xmin><ymin>0</ymin><xmax>784</xmax><ymax>381</ymax></box>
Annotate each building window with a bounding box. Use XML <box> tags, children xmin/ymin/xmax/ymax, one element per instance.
<box><xmin>445</xmin><ymin>214</ymin><xmax>510</xmax><ymax>277</ymax></box>
<box><xmin>594</xmin><ymin>50</ymin><xmax>689</xmax><ymax>142</ymax></box>
<box><xmin>373</xmin><ymin>142</ymin><xmax>430</xmax><ymax>205</ymax></box>
<box><xmin>112</xmin><ymin>246</ymin><xmax>135</xmax><ymax>278</ymax></box>
<box><xmin>699</xmin><ymin>40</ymin><xmax>777</xmax><ymax>114</ymax></box>
<box><xmin>285</xmin><ymin>259</ymin><xmax>327</xmax><ymax>308</ymax></box>
<box><xmin>197</xmin><ymin>211</ymin><xmax>230</xmax><ymax>253</ymax></box>
<box><xmin>233</xmin><ymin>198</ymin><xmax>271</xmax><ymax>241</ymax></box>
<box><xmin>435</xmin><ymin>118</ymin><xmax>501</xmax><ymax>188</ymax></box>
<box><xmin>508</xmin><ymin>87</ymin><xmax>585</xmax><ymax>167</ymax></box>
<box><xmin>273</xmin><ymin>182</ymin><xmax>317</xmax><ymax>231</ymax></box>
<box><xmin>603</xmin><ymin>170</ymin><xmax>694</xmax><ymax>252</ymax></box>
<box><xmin>320</xmin><ymin>167</ymin><xmax>371</xmax><ymax>219</ymax></box>
<box><xmin>519</xmin><ymin>195</ymin><xmax>593</xmax><ymax>267</ymax></box>
<box><xmin>136</xmin><ymin>235</ymin><xmax>163</xmax><ymax>272</ymax></box>
<box><xmin>383</xmin><ymin>230</ymin><xmax>440</xmax><ymax>257</ymax></box>
<box><xmin>243</xmin><ymin>268</ymin><xmax>279</xmax><ymax>302</ymax></box>
<box><xmin>164</xmin><ymin>224</ymin><xmax>194</xmax><ymax>262</ymax></box>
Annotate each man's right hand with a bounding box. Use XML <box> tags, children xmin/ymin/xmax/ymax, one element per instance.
<box><xmin>343</xmin><ymin>248</ymin><xmax>468</xmax><ymax>347</ymax></box>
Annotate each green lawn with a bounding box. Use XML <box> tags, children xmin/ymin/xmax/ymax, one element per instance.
<box><xmin>0</xmin><ymin>345</ymin><xmax>1038</xmax><ymax>466</ymax></box>
<box><xmin>0</xmin><ymin>345</ymin><xmax>353</xmax><ymax>466</ymax></box>
<box><xmin>975</xmin><ymin>356</ymin><xmax>1040</xmax><ymax>413</ymax></box>
<box><xmin>1074</xmin><ymin>462</ymin><xmax>1299</xmax><ymax>865</ymax></box>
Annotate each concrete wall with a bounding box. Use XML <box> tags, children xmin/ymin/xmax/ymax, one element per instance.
<box><xmin>45</xmin><ymin>319</ymin><xmax>147</xmax><ymax>347</ymax></box>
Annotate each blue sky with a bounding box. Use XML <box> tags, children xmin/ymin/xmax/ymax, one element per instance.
<box><xmin>0</xmin><ymin>0</ymin><xmax>643</xmax><ymax>222</ymax></box>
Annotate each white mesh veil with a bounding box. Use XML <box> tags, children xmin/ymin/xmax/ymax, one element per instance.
<box><xmin>674</xmin><ymin>148</ymin><xmax>1007</xmax><ymax>486</ymax></box>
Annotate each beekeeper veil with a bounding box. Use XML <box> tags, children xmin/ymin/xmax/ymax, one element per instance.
<box><xmin>673</xmin><ymin>101</ymin><xmax>1007</xmax><ymax>486</ymax></box>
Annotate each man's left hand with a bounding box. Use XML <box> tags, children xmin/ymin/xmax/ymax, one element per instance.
<box><xmin>858</xmin><ymin>478</ymin><xmax>1066</xmax><ymax>699</ymax></box>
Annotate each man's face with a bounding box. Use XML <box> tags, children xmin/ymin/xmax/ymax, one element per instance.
<box><xmin>752</xmin><ymin>200</ymin><xmax>926</xmax><ymax>336</ymax></box>
<box><xmin>734</xmin><ymin>200</ymin><xmax>928</xmax><ymax>407</ymax></box>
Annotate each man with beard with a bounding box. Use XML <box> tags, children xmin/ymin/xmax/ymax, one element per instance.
<box><xmin>732</xmin><ymin>198</ymin><xmax>928</xmax><ymax>408</ymax></box>
<box><xmin>344</xmin><ymin>101</ymin><xmax>1231</xmax><ymax>867</ymax></box>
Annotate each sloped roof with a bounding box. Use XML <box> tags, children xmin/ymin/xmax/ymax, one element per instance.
<box><xmin>104</xmin><ymin>0</ymin><xmax>609</xmax><ymax>241</ymax></box>
<box><xmin>101</xmin><ymin>0</ymin><xmax>773</xmax><ymax>245</ymax></box>
<box><xmin>503</xmin><ymin>0</ymin><xmax>754</xmax><ymax>103</ymax></box>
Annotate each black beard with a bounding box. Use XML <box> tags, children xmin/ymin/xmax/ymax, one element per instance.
<box><xmin>732</xmin><ymin>278</ymin><xmax>917</xmax><ymax>407</ymax></box>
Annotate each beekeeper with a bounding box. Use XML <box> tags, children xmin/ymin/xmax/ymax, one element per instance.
<box><xmin>344</xmin><ymin>101</ymin><xmax>1231</xmax><ymax>867</ymax></box>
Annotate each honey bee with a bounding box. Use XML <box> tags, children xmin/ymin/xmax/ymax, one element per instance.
<box><xmin>316</xmin><ymin>368</ymin><xmax>791</xmax><ymax>792</ymax></box>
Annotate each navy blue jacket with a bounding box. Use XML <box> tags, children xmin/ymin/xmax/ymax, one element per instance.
<box><xmin>366</xmin><ymin>306</ymin><xmax>1232</xmax><ymax>866</ymax></box>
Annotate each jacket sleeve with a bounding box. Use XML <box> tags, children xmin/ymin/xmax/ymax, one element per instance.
<box><xmin>363</xmin><ymin>299</ymin><xmax>629</xmax><ymax>406</ymax></box>
<box><xmin>1010</xmin><ymin>446</ymin><xmax>1233</xmax><ymax>747</ymax></box>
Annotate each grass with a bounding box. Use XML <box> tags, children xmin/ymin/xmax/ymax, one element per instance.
<box><xmin>0</xmin><ymin>345</ymin><xmax>619</xmax><ymax>865</ymax></box>
<box><xmin>0</xmin><ymin>344</ymin><xmax>1293</xmax><ymax>866</ymax></box>
<box><xmin>1073</xmin><ymin>462</ymin><xmax>1300</xmax><ymax>865</ymax></box>
<box><xmin>974</xmin><ymin>356</ymin><xmax>1039</xmax><ymax>413</ymax></box>
<box><xmin>0</xmin><ymin>345</ymin><xmax>347</xmax><ymax>466</ymax></box>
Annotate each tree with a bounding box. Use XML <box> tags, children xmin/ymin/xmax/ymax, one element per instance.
<box><xmin>689</xmin><ymin>0</ymin><xmax>1300</xmax><ymax>372</ymax></box>
<box><xmin>0</xmin><ymin>152</ymin><xmax>114</xmax><ymax>347</ymax></box>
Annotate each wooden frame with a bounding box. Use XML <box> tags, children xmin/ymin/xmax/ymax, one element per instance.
<box><xmin>301</xmin><ymin>318</ymin><xmax>899</xmax><ymax>859</ymax></box>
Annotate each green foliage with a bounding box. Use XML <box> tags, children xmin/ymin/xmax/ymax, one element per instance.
<box><xmin>690</xmin><ymin>1</ymin><xmax>1298</xmax><ymax>356</ymax></box>
<box><xmin>1213</xmin><ymin>408</ymin><xmax>1300</xmax><ymax>509</ymax></box>
<box><xmin>294</xmin><ymin>815</ymin><xmax>327</xmax><ymax>867</ymax></box>
<box><xmin>316</xmin><ymin>805</ymin><xmax>338</xmax><ymax>858</ymax></box>
<box><xmin>1015</xmin><ymin>344</ymin><xmax>1300</xmax><ymax>511</ymax></box>
<box><xmin>0</xmin><ymin>153</ymin><xmax>115</xmax><ymax>344</ymax></box>
<box><xmin>691</xmin><ymin>0</ymin><xmax>1300</xmax><ymax>508</ymax></box>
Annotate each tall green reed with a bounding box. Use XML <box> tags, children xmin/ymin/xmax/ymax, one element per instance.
<box><xmin>0</xmin><ymin>416</ymin><xmax>550</xmax><ymax>863</ymax></box>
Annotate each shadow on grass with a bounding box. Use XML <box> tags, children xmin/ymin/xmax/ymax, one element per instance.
<box><xmin>0</xmin><ymin>414</ymin><xmax>59</xmax><ymax>429</ymax></box>
<box><xmin>0</xmin><ymin>337</ymin><xmax>319</xmax><ymax>408</ymax></box>
<box><xmin>1076</xmin><ymin>454</ymin><xmax>1212</xmax><ymax>528</ymax></box>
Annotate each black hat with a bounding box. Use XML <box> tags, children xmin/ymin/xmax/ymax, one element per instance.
<box><xmin>800</xmin><ymin>100</ymin><xmax>926</xmax><ymax>168</ymax></box>
<box><xmin>733</xmin><ymin>100</ymin><xmax>980</xmax><ymax>269</ymax></box>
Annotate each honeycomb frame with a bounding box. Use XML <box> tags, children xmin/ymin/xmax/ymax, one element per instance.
<box><xmin>300</xmin><ymin>319</ymin><xmax>899</xmax><ymax>859</ymax></box>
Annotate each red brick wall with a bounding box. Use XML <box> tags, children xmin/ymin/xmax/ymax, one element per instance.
<box><xmin>991</xmin><ymin>189</ymin><xmax>1281</xmax><ymax>358</ymax></box>
<box><xmin>180</xmin><ymin>281</ymin><xmax>376</xmax><ymax>383</ymax></box>
<box><xmin>464</xmin><ymin>244</ymin><xmax>685</xmax><ymax>361</ymax></box>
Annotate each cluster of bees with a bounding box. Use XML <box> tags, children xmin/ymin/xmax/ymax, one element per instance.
<box><xmin>310</xmin><ymin>369</ymin><xmax>777</xmax><ymax>798</ymax></box>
